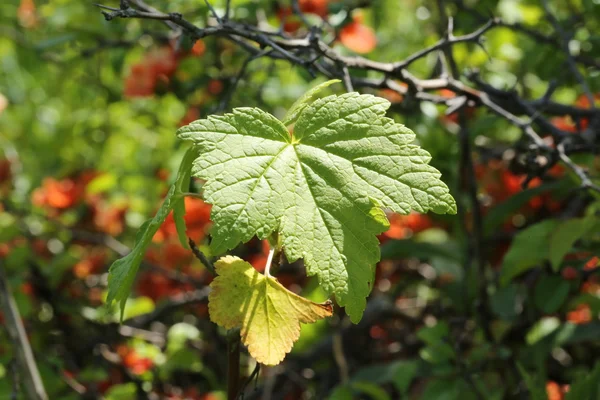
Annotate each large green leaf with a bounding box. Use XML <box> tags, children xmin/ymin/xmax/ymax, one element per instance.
<box><xmin>177</xmin><ymin>86</ymin><xmax>456</xmax><ymax>322</ymax></box>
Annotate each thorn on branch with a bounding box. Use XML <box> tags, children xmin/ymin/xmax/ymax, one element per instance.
<box><xmin>188</xmin><ymin>237</ymin><xmax>216</xmax><ymax>276</ymax></box>
<box><xmin>203</xmin><ymin>0</ymin><xmax>222</xmax><ymax>24</ymax></box>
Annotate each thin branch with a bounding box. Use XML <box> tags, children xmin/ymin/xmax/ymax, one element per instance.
<box><xmin>332</xmin><ymin>332</ymin><xmax>349</xmax><ymax>383</ymax></box>
<box><xmin>541</xmin><ymin>0</ymin><xmax>595</xmax><ymax>109</ymax></box>
<box><xmin>0</xmin><ymin>260</ymin><xmax>48</xmax><ymax>400</ymax></box>
<box><xmin>126</xmin><ymin>287</ymin><xmax>211</xmax><ymax>328</ymax></box>
<box><xmin>188</xmin><ymin>237</ymin><xmax>216</xmax><ymax>275</ymax></box>
<box><xmin>237</xmin><ymin>362</ymin><xmax>261</xmax><ymax>398</ymax></box>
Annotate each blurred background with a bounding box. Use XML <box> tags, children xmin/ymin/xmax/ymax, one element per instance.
<box><xmin>0</xmin><ymin>0</ymin><xmax>599</xmax><ymax>399</ymax></box>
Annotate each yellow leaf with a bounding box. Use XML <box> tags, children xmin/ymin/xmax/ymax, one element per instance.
<box><xmin>208</xmin><ymin>256</ymin><xmax>333</xmax><ymax>365</ymax></box>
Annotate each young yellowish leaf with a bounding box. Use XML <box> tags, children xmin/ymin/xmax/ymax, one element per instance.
<box><xmin>208</xmin><ymin>256</ymin><xmax>333</xmax><ymax>365</ymax></box>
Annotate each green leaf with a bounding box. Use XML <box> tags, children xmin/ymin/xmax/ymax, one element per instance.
<box><xmin>282</xmin><ymin>79</ymin><xmax>341</xmax><ymax>126</ymax></box>
<box><xmin>500</xmin><ymin>217</ymin><xmax>595</xmax><ymax>284</ymax></box>
<box><xmin>483</xmin><ymin>182</ymin><xmax>561</xmax><ymax>236</ymax></box>
<box><xmin>392</xmin><ymin>361</ymin><xmax>419</xmax><ymax>394</ymax></box>
<box><xmin>533</xmin><ymin>275</ymin><xmax>570</xmax><ymax>313</ymax></box>
<box><xmin>106</xmin><ymin>185</ymin><xmax>178</xmax><ymax>321</ymax></box>
<box><xmin>490</xmin><ymin>283</ymin><xmax>523</xmax><ymax>319</ymax></box>
<box><xmin>526</xmin><ymin>317</ymin><xmax>560</xmax><ymax>345</ymax></box>
<box><xmin>348</xmin><ymin>382</ymin><xmax>390</xmax><ymax>400</ymax></box>
<box><xmin>380</xmin><ymin>239</ymin><xmax>462</xmax><ymax>262</ymax></box>
<box><xmin>565</xmin><ymin>361</ymin><xmax>600</xmax><ymax>400</ymax></box>
<box><xmin>172</xmin><ymin>147</ymin><xmax>199</xmax><ymax>249</ymax></box>
<box><xmin>549</xmin><ymin>217</ymin><xmax>594</xmax><ymax>271</ymax></box>
<box><xmin>178</xmin><ymin>91</ymin><xmax>456</xmax><ymax>322</ymax></box>
<box><xmin>517</xmin><ymin>363</ymin><xmax>547</xmax><ymax>400</ymax></box>
<box><xmin>500</xmin><ymin>220</ymin><xmax>559</xmax><ymax>285</ymax></box>
<box><xmin>104</xmin><ymin>383</ymin><xmax>137</xmax><ymax>400</ymax></box>
<box><xmin>420</xmin><ymin>378</ymin><xmax>462</xmax><ymax>400</ymax></box>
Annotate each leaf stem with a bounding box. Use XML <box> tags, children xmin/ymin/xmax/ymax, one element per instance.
<box><xmin>264</xmin><ymin>247</ymin><xmax>275</xmax><ymax>277</ymax></box>
<box><xmin>179</xmin><ymin>192</ymin><xmax>204</xmax><ymax>199</ymax></box>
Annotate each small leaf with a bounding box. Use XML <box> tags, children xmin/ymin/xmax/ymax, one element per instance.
<box><xmin>173</xmin><ymin>147</ymin><xmax>199</xmax><ymax>249</ymax></box>
<box><xmin>208</xmin><ymin>256</ymin><xmax>333</xmax><ymax>365</ymax></box>
<box><xmin>483</xmin><ymin>182</ymin><xmax>561</xmax><ymax>235</ymax></box>
<box><xmin>526</xmin><ymin>317</ymin><xmax>560</xmax><ymax>345</ymax></box>
<box><xmin>565</xmin><ymin>361</ymin><xmax>600</xmax><ymax>400</ymax></box>
<box><xmin>549</xmin><ymin>217</ymin><xmax>594</xmax><ymax>270</ymax></box>
<box><xmin>282</xmin><ymin>79</ymin><xmax>340</xmax><ymax>126</ymax></box>
<box><xmin>517</xmin><ymin>363</ymin><xmax>547</xmax><ymax>400</ymax></box>
<box><xmin>107</xmin><ymin>185</ymin><xmax>178</xmax><ymax>320</ymax></box>
<box><xmin>533</xmin><ymin>275</ymin><xmax>570</xmax><ymax>313</ymax></box>
<box><xmin>500</xmin><ymin>220</ymin><xmax>560</xmax><ymax>285</ymax></box>
<box><xmin>500</xmin><ymin>217</ymin><xmax>595</xmax><ymax>284</ymax></box>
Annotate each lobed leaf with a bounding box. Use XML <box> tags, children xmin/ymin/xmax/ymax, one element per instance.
<box><xmin>178</xmin><ymin>85</ymin><xmax>456</xmax><ymax>322</ymax></box>
<box><xmin>208</xmin><ymin>256</ymin><xmax>333</xmax><ymax>365</ymax></box>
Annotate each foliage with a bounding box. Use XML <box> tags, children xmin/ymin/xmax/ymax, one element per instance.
<box><xmin>175</xmin><ymin>87</ymin><xmax>455</xmax><ymax>323</ymax></box>
<box><xmin>1</xmin><ymin>0</ymin><xmax>600</xmax><ymax>399</ymax></box>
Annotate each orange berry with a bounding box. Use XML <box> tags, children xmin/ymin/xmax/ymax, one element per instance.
<box><xmin>340</xmin><ymin>18</ymin><xmax>377</xmax><ymax>54</ymax></box>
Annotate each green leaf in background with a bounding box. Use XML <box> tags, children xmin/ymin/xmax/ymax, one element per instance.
<box><xmin>380</xmin><ymin>239</ymin><xmax>462</xmax><ymax>262</ymax></box>
<box><xmin>392</xmin><ymin>361</ymin><xmax>419</xmax><ymax>394</ymax></box>
<box><xmin>565</xmin><ymin>361</ymin><xmax>600</xmax><ymax>400</ymax></box>
<box><xmin>351</xmin><ymin>359</ymin><xmax>420</xmax><ymax>395</ymax></box>
<box><xmin>420</xmin><ymin>378</ymin><xmax>462</xmax><ymax>400</ymax></box>
<box><xmin>533</xmin><ymin>275</ymin><xmax>570</xmax><ymax>313</ymax></box>
<box><xmin>328</xmin><ymin>381</ymin><xmax>390</xmax><ymax>400</ymax></box>
<box><xmin>501</xmin><ymin>217</ymin><xmax>596</xmax><ymax>284</ymax></box>
<box><xmin>483</xmin><ymin>182</ymin><xmax>561</xmax><ymax>236</ymax></box>
<box><xmin>104</xmin><ymin>383</ymin><xmax>137</xmax><ymax>400</ymax></box>
<box><xmin>328</xmin><ymin>385</ymin><xmax>354</xmax><ymax>400</ymax></box>
<box><xmin>172</xmin><ymin>147</ymin><xmax>199</xmax><ymax>249</ymax></box>
<box><xmin>106</xmin><ymin>185</ymin><xmax>177</xmax><ymax>320</ymax></box>
<box><xmin>526</xmin><ymin>317</ymin><xmax>561</xmax><ymax>345</ymax></box>
<box><xmin>490</xmin><ymin>283</ymin><xmax>523</xmax><ymax>320</ymax></box>
<box><xmin>500</xmin><ymin>219</ymin><xmax>559</xmax><ymax>285</ymax></box>
<box><xmin>517</xmin><ymin>363</ymin><xmax>547</xmax><ymax>400</ymax></box>
<box><xmin>548</xmin><ymin>217</ymin><xmax>594</xmax><ymax>271</ymax></box>
<box><xmin>178</xmin><ymin>87</ymin><xmax>456</xmax><ymax>322</ymax></box>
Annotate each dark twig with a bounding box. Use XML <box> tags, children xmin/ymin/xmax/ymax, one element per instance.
<box><xmin>557</xmin><ymin>142</ymin><xmax>600</xmax><ymax>194</ymax></box>
<box><xmin>126</xmin><ymin>287</ymin><xmax>211</xmax><ymax>328</ymax></box>
<box><xmin>204</xmin><ymin>0</ymin><xmax>223</xmax><ymax>24</ymax></box>
<box><xmin>224</xmin><ymin>0</ymin><xmax>232</xmax><ymax>21</ymax></box>
<box><xmin>237</xmin><ymin>363</ymin><xmax>261</xmax><ymax>399</ymax></box>
<box><xmin>541</xmin><ymin>0</ymin><xmax>595</xmax><ymax>109</ymax></box>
